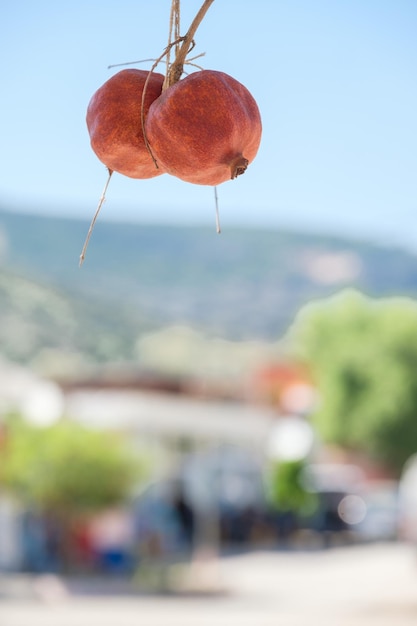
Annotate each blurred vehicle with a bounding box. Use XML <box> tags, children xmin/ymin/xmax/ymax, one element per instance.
<box><xmin>302</xmin><ymin>463</ymin><xmax>365</xmax><ymax>539</ymax></box>
<box><xmin>300</xmin><ymin>464</ymin><xmax>399</xmax><ymax>543</ymax></box>
<box><xmin>355</xmin><ymin>482</ymin><xmax>399</xmax><ymax>542</ymax></box>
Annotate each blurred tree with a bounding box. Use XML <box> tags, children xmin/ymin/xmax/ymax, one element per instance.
<box><xmin>289</xmin><ymin>289</ymin><xmax>417</xmax><ymax>475</ymax></box>
<box><xmin>268</xmin><ymin>459</ymin><xmax>317</xmax><ymax>514</ymax></box>
<box><xmin>266</xmin><ymin>459</ymin><xmax>318</xmax><ymax>541</ymax></box>
<box><xmin>0</xmin><ymin>416</ymin><xmax>148</xmax><ymax>569</ymax></box>
<box><xmin>1</xmin><ymin>416</ymin><xmax>145</xmax><ymax>513</ymax></box>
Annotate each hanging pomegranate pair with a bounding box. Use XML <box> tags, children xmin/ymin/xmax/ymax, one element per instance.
<box><xmin>86</xmin><ymin>66</ymin><xmax>262</xmax><ymax>187</ymax></box>
<box><xmin>81</xmin><ymin>0</ymin><xmax>262</xmax><ymax>265</ymax></box>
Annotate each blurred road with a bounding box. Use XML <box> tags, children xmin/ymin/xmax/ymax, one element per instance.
<box><xmin>0</xmin><ymin>542</ymin><xmax>416</xmax><ymax>626</ymax></box>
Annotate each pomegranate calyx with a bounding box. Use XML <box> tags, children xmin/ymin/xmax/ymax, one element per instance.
<box><xmin>230</xmin><ymin>156</ymin><xmax>249</xmax><ymax>180</ymax></box>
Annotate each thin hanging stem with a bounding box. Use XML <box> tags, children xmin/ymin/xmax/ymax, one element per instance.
<box><xmin>79</xmin><ymin>169</ymin><xmax>113</xmax><ymax>267</ymax></box>
<box><xmin>214</xmin><ymin>186</ymin><xmax>221</xmax><ymax>234</ymax></box>
<box><xmin>165</xmin><ymin>1</ymin><xmax>174</xmax><ymax>72</ymax></box>
<box><xmin>107</xmin><ymin>58</ymin><xmax>157</xmax><ymax>69</ymax></box>
<box><xmin>166</xmin><ymin>0</ymin><xmax>181</xmax><ymax>72</ymax></box>
<box><xmin>174</xmin><ymin>0</ymin><xmax>181</xmax><ymax>55</ymax></box>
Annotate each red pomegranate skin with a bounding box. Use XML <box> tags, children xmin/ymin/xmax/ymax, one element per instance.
<box><xmin>86</xmin><ymin>69</ymin><xmax>165</xmax><ymax>179</ymax></box>
<box><xmin>145</xmin><ymin>70</ymin><xmax>262</xmax><ymax>186</ymax></box>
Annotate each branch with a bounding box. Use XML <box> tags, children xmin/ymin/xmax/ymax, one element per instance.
<box><xmin>164</xmin><ymin>0</ymin><xmax>215</xmax><ymax>88</ymax></box>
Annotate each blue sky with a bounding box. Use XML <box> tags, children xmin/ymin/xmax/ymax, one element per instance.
<box><xmin>1</xmin><ymin>1</ymin><xmax>416</xmax><ymax>249</ymax></box>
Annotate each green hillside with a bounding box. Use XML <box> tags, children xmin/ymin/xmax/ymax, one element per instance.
<box><xmin>1</xmin><ymin>207</ymin><xmax>417</xmax><ymax>370</ymax></box>
<box><xmin>0</xmin><ymin>265</ymin><xmax>154</xmax><ymax>371</ymax></box>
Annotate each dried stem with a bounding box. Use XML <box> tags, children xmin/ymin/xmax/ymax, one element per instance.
<box><xmin>107</xmin><ymin>58</ymin><xmax>157</xmax><ymax>69</ymax></box>
<box><xmin>79</xmin><ymin>169</ymin><xmax>113</xmax><ymax>267</ymax></box>
<box><xmin>214</xmin><ymin>186</ymin><xmax>221</xmax><ymax>234</ymax></box>
<box><xmin>166</xmin><ymin>0</ymin><xmax>181</xmax><ymax>71</ymax></box>
<box><xmin>164</xmin><ymin>0</ymin><xmax>215</xmax><ymax>89</ymax></box>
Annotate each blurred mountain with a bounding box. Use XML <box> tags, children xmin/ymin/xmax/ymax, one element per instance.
<box><xmin>0</xmin><ymin>264</ymin><xmax>155</xmax><ymax>373</ymax></box>
<box><xmin>1</xmin><ymin>208</ymin><xmax>417</xmax><ymax>370</ymax></box>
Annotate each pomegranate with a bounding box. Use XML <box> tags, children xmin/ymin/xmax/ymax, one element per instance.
<box><xmin>86</xmin><ymin>69</ymin><xmax>164</xmax><ymax>179</ymax></box>
<box><xmin>144</xmin><ymin>69</ymin><xmax>262</xmax><ymax>186</ymax></box>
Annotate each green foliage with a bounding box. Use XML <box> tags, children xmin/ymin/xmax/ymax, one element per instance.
<box><xmin>290</xmin><ymin>289</ymin><xmax>417</xmax><ymax>474</ymax></box>
<box><xmin>1</xmin><ymin>416</ymin><xmax>145</xmax><ymax>513</ymax></box>
<box><xmin>267</xmin><ymin>460</ymin><xmax>318</xmax><ymax>515</ymax></box>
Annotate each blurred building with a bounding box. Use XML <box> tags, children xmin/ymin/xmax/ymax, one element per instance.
<box><xmin>0</xmin><ymin>358</ymin><xmax>63</xmax><ymax>426</ymax></box>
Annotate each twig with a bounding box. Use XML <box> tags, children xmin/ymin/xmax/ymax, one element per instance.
<box><xmin>214</xmin><ymin>186</ymin><xmax>221</xmax><ymax>234</ymax></box>
<box><xmin>79</xmin><ymin>169</ymin><xmax>113</xmax><ymax>267</ymax></box>
<box><xmin>165</xmin><ymin>0</ymin><xmax>215</xmax><ymax>88</ymax></box>
<box><xmin>107</xmin><ymin>58</ymin><xmax>157</xmax><ymax>69</ymax></box>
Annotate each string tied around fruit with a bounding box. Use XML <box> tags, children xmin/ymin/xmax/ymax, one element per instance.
<box><xmin>81</xmin><ymin>0</ymin><xmax>261</xmax><ymax>266</ymax></box>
